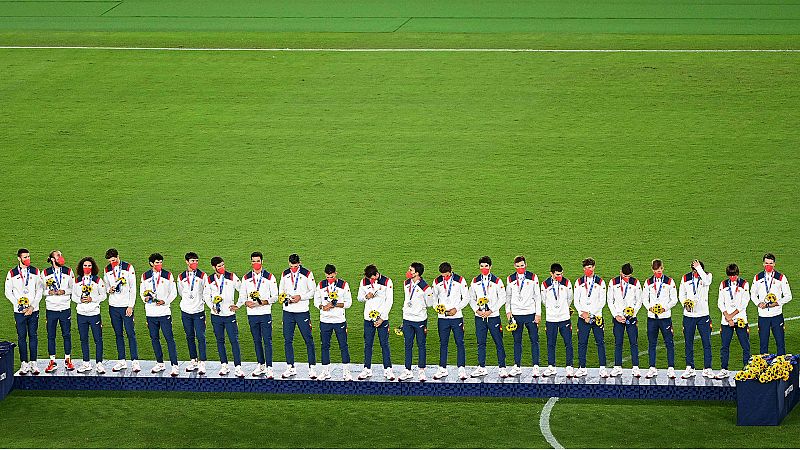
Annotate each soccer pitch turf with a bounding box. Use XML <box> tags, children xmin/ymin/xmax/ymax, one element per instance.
<box><xmin>1</xmin><ymin>0</ymin><xmax>800</xmax><ymax>447</ymax></box>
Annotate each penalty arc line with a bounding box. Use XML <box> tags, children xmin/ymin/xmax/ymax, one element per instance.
<box><xmin>539</xmin><ymin>396</ymin><xmax>564</xmax><ymax>449</ymax></box>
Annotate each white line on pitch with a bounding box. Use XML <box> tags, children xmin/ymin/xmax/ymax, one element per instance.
<box><xmin>0</xmin><ymin>46</ymin><xmax>799</xmax><ymax>53</ymax></box>
<box><xmin>540</xmin><ymin>397</ymin><xmax>564</xmax><ymax>449</ymax></box>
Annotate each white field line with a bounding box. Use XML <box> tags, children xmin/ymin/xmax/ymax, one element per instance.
<box><xmin>0</xmin><ymin>46</ymin><xmax>799</xmax><ymax>53</ymax></box>
<box><xmin>622</xmin><ymin>314</ymin><xmax>800</xmax><ymax>363</ymax></box>
<box><xmin>540</xmin><ymin>397</ymin><xmax>564</xmax><ymax>449</ymax></box>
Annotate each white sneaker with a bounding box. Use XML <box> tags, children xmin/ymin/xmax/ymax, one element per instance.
<box><xmin>319</xmin><ymin>369</ymin><xmax>331</xmax><ymax>380</ymax></box>
<box><xmin>509</xmin><ymin>365</ymin><xmax>522</xmax><ymax>377</ymax></box>
<box><xmin>565</xmin><ymin>366</ymin><xmax>575</xmax><ymax>377</ymax></box>
<box><xmin>498</xmin><ymin>367</ymin><xmax>509</xmax><ymax>378</ymax></box>
<box><xmin>645</xmin><ymin>366</ymin><xmax>658</xmax><ymax>378</ymax></box>
<box><xmin>95</xmin><ymin>362</ymin><xmax>106</xmax><ymax>374</ymax></box>
<box><xmin>251</xmin><ymin>365</ymin><xmax>265</xmax><ymax>377</ymax></box>
<box><xmin>308</xmin><ymin>366</ymin><xmax>318</xmax><ymax>380</ymax></box>
<box><xmin>667</xmin><ymin>367</ymin><xmax>677</xmax><ymax>379</ymax></box>
<box><xmin>470</xmin><ymin>366</ymin><xmax>488</xmax><ymax>377</ymax></box>
<box><xmin>185</xmin><ymin>359</ymin><xmax>198</xmax><ymax>372</ymax></box>
<box><xmin>610</xmin><ymin>366</ymin><xmax>623</xmax><ymax>377</ymax></box>
<box><xmin>433</xmin><ymin>367</ymin><xmax>449</xmax><ymax>380</ymax></box>
<box><xmin>531</xmin><ymin>365</ymin><xmax>541</xmax><ymax>378</ymax></box>
<box><xmin>542</xmin><ymin>365</ymin><xmax>556</xmax><ymax>377</ymax></box>
<box><xmin>458</xmin><ymin>367</ymin><xmax>468</xmax><ymax>380</ymax></box>
<box><xmin>575</xmin><ymin>367</ymin><xmax>588</xmax><ymax>377</ymax></box>
<box><xmin>598</xmin><ymin>367</ymin><xmax>609</xmax><ymax>378</ymax></box>
<box><xmin>29</xmin><ymin>361</ymin><xmax>40</xmax><ymax>375</ymax></box>
<box><xmin>170</xmin><ymin>365</ymin><xmax>179</xmax><ymax>377</ymax></box>
<box><xmin>681</xmin><ymin>366</ymin><xmax>696</xmax><ymax>379</ymax></box>
<box><xmin>282</xmin><ymin>366</ymin><xmax>297</xmax><ymax>378</ymax></box>
<box><xmin>702</xmin><ymin>368</ymin><xmax>715</xmax><ymax>378</ymax></box>
<box><xmin>399</xmin><ymin>369</ymin><xmax>414</xmax><ymax>381</ymax></box>
<box><xmin>77</xmin><ymin>362</ymin><xmax>92</xmax><ymax>373</ymax></box>
<box><xmin>219</xmin><ymin>363</ymin><xmax>229</xmax><ymax>376</ymax></box>
<box><xmin>198</xmin><ymin>361</ymin><xmax>206</xmax><ymax>375</ymax></box>
<box><xmin>234</xmin><ymin>366</ymin><xmax>245</xmax><ymax>378</ymax></box>
<box><xmin>357</xmin><ymin>368</ymin><xmax>373</xmax><ymax>380</ymax></box>
<box><xmin>632</xmin><ymin>366</ymin><xmax>642</xmax><ymax>378</ymax></box>
<box><xmin>343</xmin><ymin>368</ymin><xmax>353</xmax><ymax>381</ymax></box>
<box><xmin>152</xmin><ymin>363</ymin><xmax>166</xmax><ymax>373</ymax></box>
<box><xmin>418</xmin><ymin>369</ymin><xmax>427</xmax><ymax>382</ymax></box>
<box><xmin>132</xmin><ymin>360</ymin><xmax>141</xmax><ymax>373</ymax></box>
<box><xmin>265</xmin><ymin>366</ymin><xmax>274</xmax><ymax>379</ymax></box>
<box><xmin>384</xmin><ymin>368</ymin><xmax>396</xmax><ymax>380</ymax></box>
<box><xmin>716</xmin><ymin>369</ymin><xmax>730</xmax><ymax>379</ymax></box>
<box><xmin>112</xmin><ymin>361</ymin><xmax>127</xmax><ymax>372</ymax></box>
<box><xmin>17</xmin><ymin>362</ymin><xmax>30</xmax><ymax>375</ymax></box>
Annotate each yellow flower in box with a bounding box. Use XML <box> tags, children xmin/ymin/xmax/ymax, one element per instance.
<box><xmin>435</xmin><ymin>304</ymin><xmax>446</xmax><ymax>315</ymax></box>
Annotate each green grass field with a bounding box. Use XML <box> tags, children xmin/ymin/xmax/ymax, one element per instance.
<box><xmin>1</xmin><ymin>0</ymin><xmax>800</xmax><ymax>447</ymax></box>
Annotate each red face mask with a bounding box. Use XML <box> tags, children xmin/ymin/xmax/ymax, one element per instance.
<box><xmin>654</xmin><ymin>270</ymin><xmax>664</xmax><ymax>278</ymax></box>
<box><xmin>252</xmin><ymin>262</ymin><xmax>262</xmax><ymax>272</ymax></box>
<box><xmin>406</xmin><ymin>271</ymin><xmax>413</xmax><ymax>279</ymax></box>
<box><xmin>516</xmin><ymin>267</ymin><xmax>526</xmax><ymax>275</ymax></box>
<box><xmin>188</xmin><ymin>262</ymin><xmax>198</xmax><ymax>270</ymax></box>
<box><xmin>110</xmin><ymin>260</ymin><xmax>119</xmax><ymax>267</ymax></box>
<box><xmin>765</xmin><ymin>265</ymin><xmax>774</xmax><ymax>273</ymax></box>
<box><xmin>442</xmin><ymin>274</ymin><xmax>451</xmax><ymax>281</ymax></box>
<box><xmin>554</xmin><ymin>275</ymin><xmax>563</xmax><ymax>282</ymax></box>
<box><xmin>83</xmin><ymin>267</ymin><xmax>92</xmax><ymax>275</ymax></box>
<box><xmin>290</xmin><ymin>266</ymin><xmax>299</xmax><ymax>274</ymax></box>
<box><xmin>21</xmin><ymin>259</ymin><xmax>31</xmax><ymax>267</ymax></box>
<box><xmin>584</xmin><ymin>267</ymin><xmax>594</xmax><ymax>277</ymax></box>
<box><xmin>480</xmin><ymin>268</ymin><xmax>490</xmax><ymax>276</ymax></box>
<box><xmin>729</xmin><ymin>275</ymin><xmax>739</xmax><ymax>282</ymax></box>
<box><xmin>56</xmin><ymin>256</ymin><xmax>65</xmax><ymax>266</ymax></box>
<box><xmin>622</xmin><ymin>275</ymin><xmax>631</xmax><ymax>282</ymax></box>
<box><xmin>153</xmin><ymin>263</ymin><xmax>163</xmax><ymax>272</ymax></box>
<box><xmin>216</xmin><ymin>266</ymin><xmax>225</xmax><ymax>275</ymax></box>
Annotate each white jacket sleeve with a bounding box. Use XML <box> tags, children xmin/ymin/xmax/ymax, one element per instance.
<box><xmin>164</xmin><ymin>275</ymin><xmax>177</xmax><ymax>306</ymax></box>
<box><xmin>5</xmin><ymin>272</ymin><xmax>15</xmax><ymax>308</ymax></box>
<box><xmin>127</xmin><ymin>268</ymin><xmax>137</xmax><ymax>308</ymax></box>
<box><xmin>342</xmin><ymin>283</ymin><xmax>353</xmax><ymax>309</ymax></box>
<box><xmin>379</xmin><ymin>280</ymin><xmax>393</xmax><ymax>320</ymax></box>
<box><xmin>357</xmin><ymin>283</ymin><xmax>368</xmax><ymax>303</ymax></box>
<box><xmin>667</xmin><ymin>280</ymin><xmax>679</xmax><ymax>309</ymax></box>
<box><xmin>780</xmin><ymin>276</ymin><xmax>792</xmax><ymax>305</ymax></box>
<box><xmin>457</xmin><ymin>279</ymin><xmax>471</xmax><ymax>311</ymax></box>
<box><xmin>93</xmin><ymin>279</ymin><xmax>107</xmax><ymax>304</ymax></box>
<box><xmin>313</xmin><ymin>284</ymin><xmax>323</xmax><ymax>310</ymax></box>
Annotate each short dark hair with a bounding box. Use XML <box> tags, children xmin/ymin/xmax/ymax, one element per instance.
<box><xmin>478</xmin><ymin>256</ymin><xmax>492</xmax><ymax>266</ymax></box>
<box><xmin>105</xmin><ymin>248</ymin><xmax>119</xmax><ymax>259</ymax></box>
<box><xmin>726</xmin><ymin>263</ymin><xmax>740</xmax><ymax>277</ymax></box>
<box><xmin>438</xmin><ymin>262</ymin><xmax>452</xmax><ymax>273</ymax></box>
<box><xmin>76</xmin><ymin>256</ymin><xmax>98</xmax><ymax>279</ymax></box>
<box><xmin>149</xmin><ymin>253</ymin><xmax>163</xmax><ymax>264</ymax></box>
<box><xmin>185</xmin><ymin>252</ymin><xmax>199</xmax><ymax>261</ymax></box>
<box><xmin>251</xmin><ymin>251</ymin><xmax>263</xmax><ymax>260</ymax></box>
<box><xmin>411</xmin><ymin>262</ymin><xmax>424</xmax><ymax>276</ymax></box>
<box><xmin>17</xmin><ymin>248</ymin><xmax>29</xmax><ymax>257</ymax></box>
<box><xmin>764</xmin><ymin>253</ymin><xmax>776</xmax><ymax>262</ymax></box>
<box><xmin>513</xmin><ymin>255</ymin><xmax>526</xmax><ymax>264</ymax></box>
<box><xmin>324</xmin><ymin>264</ymin><xmax>336</xmax><ymax>275</ymax></box>
<box><xmin>652</xmin><ymin>259</ymin><xmax>663</xmax><ymax>270</ymax></box>
<box><xmin>364</xmin><ymin>264</ymin><xmax>378</xmax><ymax>278</ymax></box>
<box><xmin>621</xmin><ymin>263</ymin><xmax>633</xmax><ymax>276</ymax></box>
<box><xmin>210</xmin><ymin>256</ymin><xmax>224</xmax><ymax>267</ymax></box>
<box><xmin>550</xmin><ymin>263</ymin><xmax>563</xmax><ymax>273</ymax></box>
<box><xmin>582</xmin><ymin>257</ymin><xmax>596</xmax><ymax>267</ymax></box>
<box><xmin>288</xmin><ymin>253</ymin><xmax>300</xmax><ymax>264</ymax></box>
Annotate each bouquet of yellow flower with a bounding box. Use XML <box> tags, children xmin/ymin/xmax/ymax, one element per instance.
<box><xmin>735</xmin><ymin>354</ymin><xmax>769</xmax><ymax>381</ymax></box>
<box><xmin>17</xmin><ymin>297</ymin><xmax>29</xmax><ymax>312</ymax></box>
<box><xmin>278</xmin><ymin>292</ymin><xmax>290</xmax><ymax>306</ymax></box>
<box><xmin>212</xmin><ymin>295</ymin><xmax>223</xmax><ymax>313</ymax></box>
<box><xmin>591</xmin><ymin>315</ymin><xmax>604</xmax><ymax>327</ymax></box>
<box><xmin>394</xmin><ymin>327</ymin><xmax>403</xmax><ymax>336</ymax></box>
<box><xmin>81</xmin><ymin>285</ymin><xmax>92</xmax><ymax>296</ymax></box>
<box><xmin>328</xmin><ymin>290</ymin><xmax>339</xmax><ymax>306</ymax></box>
<box><xmin>142</xmin><ymin>290</ymin><xmax>156</xmax><ymax>304</ymax></box>
<box><xmin>46</xmin><ymin>278</ymin><xmax>55</xmax><ymax>288</ymax></box>
<box><xmin>435</xmin><ymin>304</ymin><xmax>446</xmax><ymax>315</ymax></box>
<box><xmin>505</xmin><ymin>316</ymin><xmax>518</xmax><ymax>332</ymax></box>
<box><xmin>368</xmin><ymin>310</ymin><xmax>381</xmax><ymax>321</ymax></box>
<box><xmin>249</xmin><ymin>291</ymin><xmax>262</xmax><ymax>304</ymax></box>
<box><xmin>735</xmin><ymin>318</ymin><xmax>747</xmax><ymax>328</ymax></box>
<box><xmin>683</xmin><ymin>299</ymin><xmax>695</xmax><ymax>313</ymax></box>
<box><xmin>477</xmin><ymin>297</ymin><xmax>488</xmax><ymax>308</ymax></box>
<box><xmin>569</xmin><ymin>306</ymin><xmax>576</xmax><ymax>316</ymax></box>
<box><xmin>650</xmin><ymin>304</ymin><xmax>666</xmax><ymax>315</ymax></box>
<box><xmin>765</xmin><ymin>292</ymin><xmax>779</xmax><ymax>308</ymax></box>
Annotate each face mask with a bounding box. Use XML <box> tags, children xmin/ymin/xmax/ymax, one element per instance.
<box><xmin>188</xmin><ymin>262</ymin><xmax>198</xmax><ymax>270</ymax></box>
<box><xmin>290</xmin><ymin>266</ymin><xmax>299</xmax><ymax>274</ymax></box>
<box><xmin>56</xmin><ymin>256</ymin><xmax>65</xmax><ymax>266</ymax></box>
<box><xmin>252</xmin><ymin>262</ymin><xmax>262</xmax><ymax>272</ymax></box>
<box><xmin>406</xmin><ymin>271</ymin><xmax>413</xmax><ymax>279</ymax></box>
<box><xmin>765</xmin><ymin>265</ymin><xmax>774</xmax><ymax>273</ymax></box>
<box><xmin>729</xmin><ymin>275</ymin><xmax>739</xmax><ymax>282</ymax></box>
<box><xmin>480</xmin><ymin>268</ymin><xmax>490</xmax><ymax>276</ymax></box>
<box><xmin>216</xmin><ymin>266</ymin><xmax>225</xmax><ymax>275</ymax></box>
<box><xmin>327</xmin><ymin>277</ymin><xmax>336</xmax><ymax>284</ymax></box>
<box><xmin>83</xmin><ymin>267</ymin><xmax>92</xmax><ymax>275</ymax></box>
<box><xmin>442</xmin><ymin>274</ymin><xmax>451</xmax><ymax>281</ymax></box>
<box><xmin>110</xmin><ymin>260</ymin><xmax>119</xmax><ymax>267</ymax></box>
<box><xmin>516</xmin><ymin>267</ymin><xmax>526</xmax><ymax>274</ymax></box>
<box><xmin>21</xmin><ymin>259</ymin><xmax>30</xmax><ymax>267</ymax></box>
<box><xmin>153</xmin><ymin>263</ymin><xmax>163</xmax><ymax>272</ymax></box>
<box><xmin>554</xmin><ymin>275</ymin><xmax>563</xmax><ymax>282</ymax></box>
<box><xmin>584</xmin><ymin>267</ymin><xmax>594</xmax><ymax>277</ymax></box>
<box><xmin>654</xmin><ymin>270</ymin><xmax>663</xmax><ymax>278</ymax></box>
<box><xmin>622</xmin><ymin>275</ymin><xmax>631</xmax><ymax>282</ymax></box>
